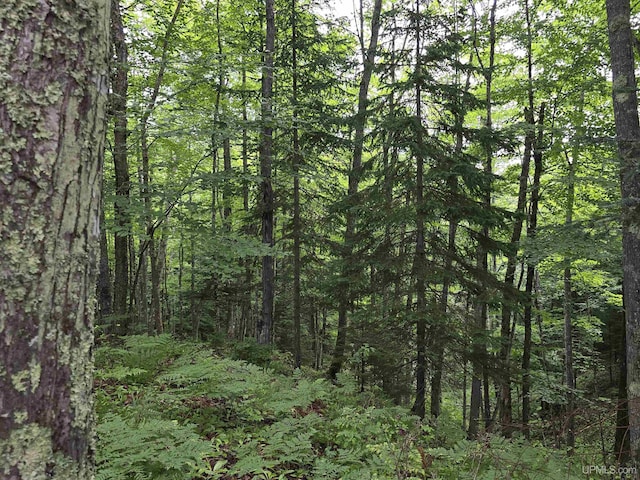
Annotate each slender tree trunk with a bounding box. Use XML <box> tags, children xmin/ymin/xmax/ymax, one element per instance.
<box><xmin>498</xmin><ymin>127</ymin><xmax>531</xmax><ymax>435</ymax></box>
<box><xmin>178</xmin><ymin>231</ymin><xmax>184</xmax><ymax>329</ymax></box>
<box><xmin>430</xmin><ymin>219</ymin><xmax>457</xmax><ymax>418</ymax></box>
<box><xmin>522</xmin><ymin>103</ymin><xmax>545</xmax><ymax>438</ymax></box>
<box><xmin>469</xmin><ymin>0</ymin><xmax>497</xmax><ymax>439</ymax></box>
<box><xmin>468</xmin><ymin>365</ymin><xmax>483</xmax><ymax>438</ymax></box>
<box><xmin>563</xmin><ymin>269</ymin><xmax>575</xmax><ymax>448</ymax></box>
<box><xmin>98</xmin><ymin>195</ymin><xmax>113</xmax><ymax>319</ymax></box>
<box><xmin>212</xmin><ymin>138</ymin><xmax>219</xmax><ymax>231</ymax></box>
<box><xmin>0</xmin><ymin>0</ymin><xmax>110</xmax><ymax>476</ymax></box>
<box><xmin>161</xmin><ymin>229</ymin><xmax>170</xmax><ymax>330</ymax></box>
<box><xmin>190</xmin><ymin>214</ymin><xmax>199</xmax><ymax>340</ymax></box>
<box><xmin>498</xmin><ymin>0</ymin><xmax>537</xmax><ymax>435</ymax></box>
<box><xmin>257</xmin><ymin>0</ymin><xmax>276</xmax><ymax>344</ymax></box>
<box><xmin>215</xmin><ymin>0</ymin><xmax>233</xmax><ymax>335</ymax></box>
<box><xmin>242</xmin><ymin>67</ymin><xmax>250</xmax><ymax>213</ymax></box>
<box><xmin>328</xmin><ymin>0</ymin><xmax>383</xmax><ymax>379</ymax></box>
<box><xmin>563</xmin><ymin>152</ymin><xmax>576</xmax><ymax>451</ymax></box>
<box><xmin>563</xmin><ymin>91</ymin><xmax>585</xmax><ymax>451</ymax></box>
<box><xmin>138</xmin><ymin>0</ymin><xmax>184</xmax><ymax>334</ymax></box>
<box><xmin>292</xmin><ymin>0</ymin><xmax>302</xmax><ymax>367</ymax></box>
<box><xmin>111</xmin><ymin>0</ymin><xmax>131</xmax><ymax>330</ymax></box>
<box><xmin>430</xmin><ymin>48</ymin><xmax>472</xmax><ymax>419</ymax></box>
<box><xmin>150</xmin><ymin>237</ymin><xmax>164</xmax><ymax>334</ymax></box>
<box><xmin>240</xmin><ymin>68</ymin><xmax>252</xmax><ymax>340</ymax></box>
<box><xmin>411</xmin><ymin>0</ymin><xmax>427</xmax><ymax>420</ymax></box>
<box><xmin>218</xmin><ymin>0</ymin><xmax>232</xmax><ymax>228</ymax></box>
<box><xmin>463</xmin><ymin>362</ymin><xmax>468</xmax><ymax>429</ymax></box>
<box><xmin>615</xmin><ymin>303</ymin><xmax>630</xmax><ymax>463</ymax></box>
<box><xmin>606</xmin><ymin>0</ymin><xmax>640</xmax><ymax>462</ymax></box>
<box><xmin>135</xmin><ymin>231</ymin><xmax>149</xmax><ymax>329</ymax></box>
<box><xmin>141</xmin><ymin>133</ymin><xmax>162</xmax><ymax>334</ymax></box>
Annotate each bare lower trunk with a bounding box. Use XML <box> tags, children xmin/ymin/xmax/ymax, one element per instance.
<box><xmin>411</xmin><ymin>0</ymin><xmax>427</xmax><ymax>420</ymax></box>
<box><xmin>258</xmin><ymin>0</ymin><xmax>276</xmax><ymax>344</ymax></box>
<box><xmin>563</xmin><ymin>155</ymin><xmax>576</xmax><ymax>451</ymax></box>
<box><xmin>111</xmin><ymin>0</ymin><xmax>131</xmax><ymax>330</ymax></box>
<box><xmin>522</xmin><ymin>103</ymin><xmax>544</xmax><ymax>437</ymax></box>
<box><xmin>292</xmin><ymin>0</ymin><xmax>302</xmax><ymax>367</ymax></box>
<box><xmin>98</xmin><ymin>199</ymin><xmax>113</xmax><ymax>319</ymax></box>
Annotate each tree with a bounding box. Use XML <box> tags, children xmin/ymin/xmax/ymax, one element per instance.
<box><xmin>328</xmin><ymin>0</ymin><xmax>383</xmax><ymax>380</ymax></box>
<box><xmin>0</xmin><ymin>0</ymin><xmax>110</xmax><ymax>477</ymax></box>
<box><xmin>468</xmin><ymin>0</ymin><xmax>498</xmax><ymax>439</ymax></box>
<box><xmin>410</xmin><ymin>0</ymin><xmax>428</xmax><ymax>420</ymax></box>
<box><xmin>111</xmin><ymin>0</ymin><xmax>131</xmax><ymax>330</ymax></box>
<box><xmin>291</xmin><ymin>0</ymin><xmax>302</xmax><ymax>367</ymax></box>
<box><xmin>257</xmin><ymin>0</ymin><xmax>276</xmax><ymax>344</ymax></box>
<box><xmin>606</xmin><ymin>0</ymin><xmax>640</xmax><ymax>462</ymax></box>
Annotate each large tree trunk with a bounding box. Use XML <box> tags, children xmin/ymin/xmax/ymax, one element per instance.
<box><xmin>606</xmin><ymin>0</ymin><xmax>640</xmax><ymax>463</ymax></box>
<box><xmin>257</xmin><ymin>0</ymin><xmax>276</xmax><ymax>345</ymax></box>
<box><xmin>0</xmin><ymin>0</ymin><xmax>110</xmax><ymax>477</ymax></box>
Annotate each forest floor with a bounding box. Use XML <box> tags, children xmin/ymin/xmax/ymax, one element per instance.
<box><xmin>94</xmin><ymin>334</ymin><xmax>609</xmax><ymax>479</ymax></box>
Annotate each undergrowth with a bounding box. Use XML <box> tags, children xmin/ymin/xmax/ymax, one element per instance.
<box><xmin>95</xmin><ymin>335</ymin><xmax>586</xmax><ymax>479</ymax></box>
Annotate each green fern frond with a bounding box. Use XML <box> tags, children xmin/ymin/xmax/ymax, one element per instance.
<box><xmin>96</xmin><ymin>413</ymin><xmax>212</xmax><ymax>479</ymax></box>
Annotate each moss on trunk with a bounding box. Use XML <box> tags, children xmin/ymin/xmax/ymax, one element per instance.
<box><xmin>0</xmin><ymin>0</ymin><xmax>110</xmax><ymax>477</ymax></box>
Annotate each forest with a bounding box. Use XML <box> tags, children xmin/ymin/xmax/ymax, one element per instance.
<box><xmin>1</xmin><ymin>0</ymin><xmax>640</xmax><ymax>478</ymax></box>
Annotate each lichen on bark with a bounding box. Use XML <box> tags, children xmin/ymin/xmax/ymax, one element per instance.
<box><xmin>0</xmin><ymin>0</ymin><xmax>110</xmax><ymax>478</ymax></box>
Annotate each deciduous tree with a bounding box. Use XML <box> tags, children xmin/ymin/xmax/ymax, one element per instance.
<box><xmin>0</xmin><ymin>0</ymin><xmax>110</xmax><ymax>476</ymax></box>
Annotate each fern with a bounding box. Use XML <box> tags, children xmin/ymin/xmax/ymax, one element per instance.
<box><xmin>95</xmin><ymin>340</ymin><xmax>587</xmax><ymax>480</ymax></box>
<box><xmin>96</xmin><ymin>413</ymin><xmax>212</xmax><ymax>480</ymax></box>
<box><xmin>264</xmin><ymin>377</ymin><xmax>329</xmax><ymax>416</ymax></box>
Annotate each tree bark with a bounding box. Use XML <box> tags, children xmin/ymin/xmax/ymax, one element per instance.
<box><xmin>292</xmin><ymin>0</ymin><xmax>302</xmax><ymax>368</ymax></box>
<box><xmin>615</xmin><ymin>303</ymin><xmax>630</xmax><ymax>463</ymax></box>
<box><xmin>257</xmin><ymin>0</ymin><xmax>276</xmax><ymax>344</ymax></box>
<box><xmin>563</xmin><ymin>92</ymin><xmax>582</xmax><ymax>451</ymax></box>
<box><xmin>98</xmin><ymin>193</ymin><xmax>112</xmax><ymax>319</ymax></box>
<box><xmin>111</xmin><ymin>0</ymin><xmax>131</xmax><ymax>330</ymax></box>
<box><xmin>606</xmin><ymin>0</ymin><xmax>640</xmax><ymax>463</ymax></box>
<box><xmin>0</xmin><ymin>0</ymin><xmax>110</xmax><ymax>476</ymax></box>
<box><xmin>522</xmin><ymin>103</ymin><xmax>545</xmax><ymax>438</ymax></box>
<box><xmin>411</xmin><ymin>0</ymin><xmax>427</xmax><ymax>420</ymax></box>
